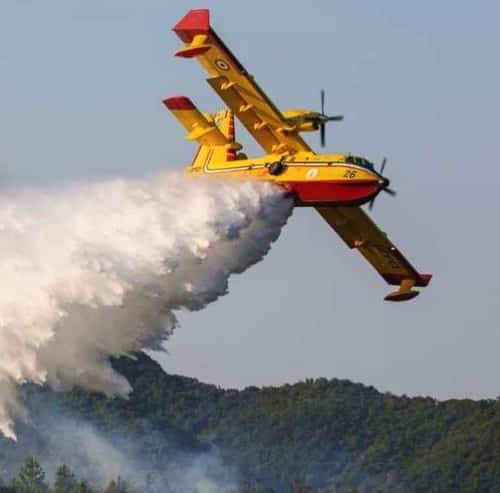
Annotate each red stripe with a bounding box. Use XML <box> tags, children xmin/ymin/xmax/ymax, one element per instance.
<box><xmin>163</xmin><ymin>96</ymin><xmax>195</xmax><ymax>111</ymax></box>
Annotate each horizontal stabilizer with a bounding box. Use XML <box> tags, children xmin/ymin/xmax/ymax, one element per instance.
<box><xmin>163</xmin><ymin>96</ymin><xmax>229</xmax><ymax>146</ymax></box>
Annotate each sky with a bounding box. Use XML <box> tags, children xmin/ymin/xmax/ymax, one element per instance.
<box><xmin>1</xmin><ymin>0</ymin><xmax>500</xmax><ymax>400</ymax></box>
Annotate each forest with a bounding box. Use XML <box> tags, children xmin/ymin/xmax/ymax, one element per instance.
<box><xmin>0</xmin><ymin>458</ymin><xmax>344</xmax><ymax>493</ymax></box>
<box><xmin>0</xmin><ymin>352</ymin><xmax>498</xmax><ymax>493</ymax></box>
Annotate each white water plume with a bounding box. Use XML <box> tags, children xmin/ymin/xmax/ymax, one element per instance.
<box><xmin>0</xmin><ymin>172</ymin><xmax>293</xmax><ymax>439</ymax></box>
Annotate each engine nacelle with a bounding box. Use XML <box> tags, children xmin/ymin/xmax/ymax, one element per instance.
<box><xmin>282</xmin><ymin>109</ymin><xmax>321</xmax><ymax>132</ymax></box>
<box><xmin>282</xmin><ymin>109</ymin><xmax>310</xmax><ymax>119</ymax></box>
<box><xmin>295</xmin><ymin>121</ymin><xmax>318</xmax><ymax>132</ymax></box>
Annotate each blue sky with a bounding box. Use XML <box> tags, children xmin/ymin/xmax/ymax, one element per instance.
<box><xmin>2</xmin><ymin>1</ymin><xmax>500</xmax><ymax>399</ymax></box>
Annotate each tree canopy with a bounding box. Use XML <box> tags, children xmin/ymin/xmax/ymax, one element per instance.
<box><xmin>0</xmin><ymin>353</ymin><xmax>497</xmax><ymax>493</ymax></box>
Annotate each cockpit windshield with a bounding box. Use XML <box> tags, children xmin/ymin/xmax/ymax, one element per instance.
<box><xmin>345</xmin><ymin>155</ymin><xmax>375</xmax><ymax>170</ymax></box>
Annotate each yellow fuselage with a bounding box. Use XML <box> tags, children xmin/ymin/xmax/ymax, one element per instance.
<box><xmin>186</xmin><ymin>152</ymin><xmax>385</xmax><ymax>206</ymax></box>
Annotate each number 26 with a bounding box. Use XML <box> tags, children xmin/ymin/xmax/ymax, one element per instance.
<box><xmin>343</xmin><ymin>170</ymin><xmax>357</xmax><ymax>179</ymax></box>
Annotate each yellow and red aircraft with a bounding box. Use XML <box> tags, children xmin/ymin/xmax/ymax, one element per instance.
<box><xmin>164</xmin><ymin>9</ymin><xmax>431</xmax><ymax>301</ymax></box>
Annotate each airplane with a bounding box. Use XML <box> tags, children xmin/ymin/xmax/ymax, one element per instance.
<box><xmin>164</xmin><ymin>9</ymin><xmax>432</xmax><ymax>302</ymax></box>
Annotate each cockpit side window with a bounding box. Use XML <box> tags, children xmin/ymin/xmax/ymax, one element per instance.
<box><xmin>346</xmin><ymin>156</ymin><xmax>374</xmax><ymax>169</ymax></box>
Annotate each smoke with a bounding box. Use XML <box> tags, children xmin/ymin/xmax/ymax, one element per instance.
<box><xmin>58</xmin><ymin>420</ymin><xmax>239</xmax><ymax>493</ymax></box>
<box><xmin>4</xmin><ymin>403</ymin><xmax>240</xmax><ymax>493</ymax></box>
<box><xmin>34</xmin><ymin>416</ymin><xmax>150</xmax><ymax>489</ymax></box>
<box><xmin>0</xmin><ymin>171</ymin><xmax>293</xmax><ymax>440</ymax></box>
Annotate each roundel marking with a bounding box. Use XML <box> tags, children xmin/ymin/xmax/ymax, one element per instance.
<box><xmin>215</xmin><ymin>58</ymin><xmax>230</xmax><ymax>71</ymax></box>
<box><xmin>306</xmin><ymin>168</ymin><xmax>318</xmax><ymax>180</ymax></box>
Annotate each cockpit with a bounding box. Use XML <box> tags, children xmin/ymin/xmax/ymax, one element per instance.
<box><xmin>345</xmin><ymin>155</ymin><xmax>375</xmax><ymax>170</ymax></box>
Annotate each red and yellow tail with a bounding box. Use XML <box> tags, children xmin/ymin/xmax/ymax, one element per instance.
<box><xmin>163</xmin><ymin>96</ymin><xmax>240</xmax><ymax>168</ymax></box>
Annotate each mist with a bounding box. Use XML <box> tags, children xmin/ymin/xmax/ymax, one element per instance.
<box><xmin>0</xmin><ymin>171</ymin><xmax>292</xmax><ymax>440</ymax></box>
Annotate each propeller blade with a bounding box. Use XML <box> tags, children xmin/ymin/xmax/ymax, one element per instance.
<box><xmin>380</xmin><ymin>157</ymin><xmax>387</xmax><ymax>175</ymax></box>
<box><xmin>368</xmin><ymin>157</ymin><xmax>396</xmax><ymax>209</ymax></box>
<box><xmin>320</xmin><ymin>123</ymin><xmax>326</xmax><ymax>147</ymax></box>
<box><xmin>317</xmin><ymin>89</ymin><xmax>342</xmax><ymax>146</ymax></box>
<box><xmin>324</xmin><ymin>115</ymin><xmax>344</xmax><ymax>122</ymax></box>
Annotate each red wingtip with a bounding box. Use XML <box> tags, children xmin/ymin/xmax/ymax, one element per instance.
<box><xmin>419</xmin><ymin>273</ymin><xmax>433</xmax><ymax>286</ymax></box>
<box><xmin>173</xmin><ymin>9</ymin><xmax>210</xmax><ymax>43</ymax></box>
<box><xmin>162</xmin><ymin>96</ymin><xmax>196</xmax><ymax>111</ymax></box>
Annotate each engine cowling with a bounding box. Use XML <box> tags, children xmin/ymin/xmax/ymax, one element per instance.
<box><xmin>294</xmin><ymin>121</ymin><xmax>319</xmax><ymax>132</ymax></box>
<box><xmin>282</xmin><ymin>109</ymin><xmax>321</xmax><ymax>132</ymax></box>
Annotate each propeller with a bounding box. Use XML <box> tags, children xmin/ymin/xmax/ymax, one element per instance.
<box><xmin>380</xmin><ymin>156</ymin><xmax>387</xmax><ymax>175</ymax></box>
<box><xmin>319</xmin><ymin>89</ymin><xmax>344</xmax><ymax>147</ymax></box>
<box><xmin>368</xmin><ymin>157</ymin><xmax>397</xmax><ymax>210</ymax></box>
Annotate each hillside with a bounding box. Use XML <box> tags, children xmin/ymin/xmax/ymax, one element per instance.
<box><xmin>2</xmin><ymin>352</ymin><xmax>499</xmax><ymax>493</ymax></box>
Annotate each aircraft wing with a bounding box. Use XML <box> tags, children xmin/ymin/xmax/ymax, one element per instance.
<box><xmin>316</xmin><ymin>206</ymin><xmax>432</xmax><ymax>301</ymax></box>
<box><xmin>172</xmin><ymin>9</ymin><xmax>312</xmax><ymax>155</ymax></box>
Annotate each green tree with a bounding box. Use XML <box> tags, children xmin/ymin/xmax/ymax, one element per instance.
<box><xmin>53</xmin><ymin>465</ymin><xmax>77</xmax><ymax>493</ymax></box>
<box><xmin>103</xmin><ymin>478</ymin><xmax>129</xmax><ymax>493</ymax></box>
<box><xmin>74</xmin><ymin>481</ymin><xmax>92</xmax><ymax>493</ymax></box>
<box><xmin>12</xmin><ymin>457</ymin><xmax>47</xmax><ymax>493</ymax></box>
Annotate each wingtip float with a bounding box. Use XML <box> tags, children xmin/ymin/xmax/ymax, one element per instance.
<box><xmin>165</xmin><ymin>9</ymin><xmax>432</xmax><ymax>302</ymax></box>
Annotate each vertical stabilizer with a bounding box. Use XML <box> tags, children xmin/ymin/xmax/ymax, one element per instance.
<box><xmin>213</xmin><ymin>109</ymin><xmax>237</xmax><ymax>161</ymax></box>
<box><xmin>163</xmin><ymin>96</ymin><xmax>241</xmax><ymax>168</ymax></box>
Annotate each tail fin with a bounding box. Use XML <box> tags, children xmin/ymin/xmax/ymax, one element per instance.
<box><xmin>213</xmin><ymin>108</ymin><xmax>238</xmax><ymax>161</ymax></box>
<box><xmin>163</xmin><ymin>96</ymin><xmax>240</xmax><ymax>168</ymax></box>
